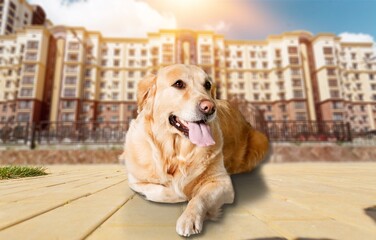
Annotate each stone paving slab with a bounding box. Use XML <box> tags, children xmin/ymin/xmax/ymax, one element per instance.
<box><xmin>0</xmin><ymin>163</ymin><xmax>375</xmax><ymax>239</ymax></box>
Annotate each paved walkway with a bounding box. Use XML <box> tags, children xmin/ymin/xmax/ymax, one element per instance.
<box><xmin>0</xmin><ymin>163</ymin><xmax>375</xmax><ymax>239</ymax></box>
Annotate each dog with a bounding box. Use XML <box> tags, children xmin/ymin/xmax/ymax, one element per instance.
<box><xmin>123</xmin><ymin>64</ymin><xmax>269</xmax><ymax>236</ymax></box>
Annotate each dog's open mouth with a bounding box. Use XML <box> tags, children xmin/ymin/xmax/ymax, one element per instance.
<box><xmin>169</xmin><ymin>115</ymin><xmax>215</xmax><ymax>147</ymax></box>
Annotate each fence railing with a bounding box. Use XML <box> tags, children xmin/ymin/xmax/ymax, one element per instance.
<box><xmin>261</xmin><ymin>121</ymin><xmax>352</xmax><ymax>142</ymax></box>
<box><xmin>0</xmin><ymin>120</ymin><xmax>359</xmax><ymax>148</ymax></box>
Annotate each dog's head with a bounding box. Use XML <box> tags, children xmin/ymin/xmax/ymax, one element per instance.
<box><xmin>137</xmin><ymin>64</ymin><xmax>217</xmax><ymax>147</ymax></box>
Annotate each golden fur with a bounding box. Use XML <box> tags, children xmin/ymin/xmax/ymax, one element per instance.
<box><xmin>123</xmin><ymin>64</ymin><xmax>268</xmax><ymax>236</ymax></box>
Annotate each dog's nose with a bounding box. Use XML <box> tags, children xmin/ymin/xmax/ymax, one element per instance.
<box><xmin>199</xmin><ymin>99</ymin><xmax>215</xmax><ymax>115</ymax></box>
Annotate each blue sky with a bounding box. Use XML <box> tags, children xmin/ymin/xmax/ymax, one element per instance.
<box><xmin>30</xmin><ymin>0</ymin><xmax>376</xmax><ymax>44</ymax></box>
<box><xmin>247</xmin><ymin>0</ymin><xmax>376</xmax><ymax>40</ymax></box>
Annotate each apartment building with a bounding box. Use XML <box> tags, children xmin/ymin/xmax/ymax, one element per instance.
<box><xmin>0</xmin><ymin>0</ymin><xmax>46</xmax><ymax>35</ymax></box>
<box><xmin>0</xmin><ymin>26</ymin><xmax>375</xmax><ymax>131</ymax></box>
<box><xmin>0</xmin><ymin>25</ymin><xmax>55</xmax><ymax>122</ymax></box>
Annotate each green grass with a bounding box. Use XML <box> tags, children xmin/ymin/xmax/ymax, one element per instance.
<box><xmin>0</xmin><ymin>166</ymin><xmax>48</xmax><ymax>180</ymax></box>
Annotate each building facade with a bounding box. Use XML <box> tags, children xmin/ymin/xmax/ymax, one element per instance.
<box><xmin>0</xmin><ymin>0</ymin><xmax>46</xmax><ymax>35</ymax></box>
<box><xmin>0</xmin><ymin>26</ymin><xmax>375</xmax><ymax>131</ymax></box>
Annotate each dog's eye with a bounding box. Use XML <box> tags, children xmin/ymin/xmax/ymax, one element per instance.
<box><xmin>172</xmin><ymin>80</ymin><xmax>186</xmax><ymax>89</ymax></box>
<box><xmin>204</xmin><ymin>81</ymin><xmax>212</xmax><ymax>91</ymax></box>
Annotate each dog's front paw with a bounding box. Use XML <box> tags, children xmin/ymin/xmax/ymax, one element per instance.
<box><xmin>176</xmin><ymin>211</ymin><xmax>203</xmax><ymax>237</ymax></box>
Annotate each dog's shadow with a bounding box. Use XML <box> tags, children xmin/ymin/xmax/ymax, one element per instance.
<box><xmin>226</xmin><ymin>145</ymin><xmax>273</xmax><ymax>211</ymax></box>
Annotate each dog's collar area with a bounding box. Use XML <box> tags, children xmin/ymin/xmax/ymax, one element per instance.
<box><xmin>169</xmin><ymin>115</ymin><xmax>189</xmax><ymax>137</ymax></box>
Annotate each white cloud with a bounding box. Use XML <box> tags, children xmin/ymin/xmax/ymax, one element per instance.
<box><xmin>29</xmin><ymin>0</ymin><xmax>177</xmax><ymax>37</ymax></box>
<box><xmin>339</xmin><ymin>32</ymin><xmax>374</xmax><ymax>43</ymax></box>
<box><xmin>203</xmin><ymin>21</ymin><xmax>231</xmax><ymax>34</ymax></box>
<box><xmin>339</xmin><ymin>32</ymin><xmax>376</xmax><ymax>55</ymax></box>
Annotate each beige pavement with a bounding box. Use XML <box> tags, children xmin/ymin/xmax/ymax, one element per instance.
<box><xmin>0</xmin><ymin>163</ymin><xmax>375</xmax><ymax>239</ymax></box>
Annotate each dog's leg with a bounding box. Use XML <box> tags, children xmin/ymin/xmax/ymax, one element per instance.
<box><xmin>129</xmin><ymin>182</ymin><xmax>186</xmax><ymax>203</ymax></box>
<box><xmin>176</xmin><ymin>175</ymin><xmax>234</xmax><ymax>237</ymax></box>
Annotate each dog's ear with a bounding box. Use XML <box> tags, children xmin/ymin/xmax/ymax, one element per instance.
<box><xmin>137</xmin><ymin>74</ymin><xmax>156</xmax><ymax>113</ymax></box>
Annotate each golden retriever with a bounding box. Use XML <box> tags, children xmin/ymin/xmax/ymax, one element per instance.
<box><xmin>123</xmin><ymin>64</ymin><xmax>269</xmax><ymax>236</ymax></box>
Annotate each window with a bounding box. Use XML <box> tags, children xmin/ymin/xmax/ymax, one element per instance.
<box><xmin>370</xmin><ymin>74</ymin><xmax>374</xmax><ymax>80</ymax></box>
<box><xmin>114</xmin><ymin>49</ymin><xmax>121</xmax><ymax>56</ymax></box>
<box><xmin>127</xmin><ymin>92</ymin><xmax>134</xmax><ymax>100</ymax></box>
<box><xmin>289</xmin><ymin>57</ymin><xmax>299</xmax><ymax>65</ymax></box>
<box><xmin>275</xmin><ymin>49</ymin><xmax>281</xmax><ymax>58</ymax></box>
<box><xmin>253</xmin><ymin>94</ymin><xmax>259</xmax><ymax>100</ymax></box>
<box><xmin>293</xmin><ymin>90</ymin><xmax>303</xmax><ymax>98</ymax></box>
<box><xmin>291</xmin><ymin>68</ymin><xmax>300</xmax><ymax>76</ymax></box>
<box><xmin>25</xmin><ymin>52</ymin><xmax>37</xmax><ymax>61</ymax></box>
<box><xmin>114</xmin><ymin>60</ymin><xmax>120</xmax><ymax>67</ymax></box>
<box><xmin>24</xmin><ymin>64</ymin><xmax>36</xmax><ymax>73</ymax></box>
<box><xmin>19</xmin><ymin>101</ymin><xmax>32</xmax><ymax>109</ymax></box>
<box><xmin>292</xmin><ymin>79</ymin><xmax>302</xmax><ymax>87</ymax></box>
<box><xmin>62</xmin><ymin>113</ymin><xmax>75</xmax><ymax>121</ymax></box>
<box><xmin>296</xmin><ymin>112</ymin><xmax>306</xmax><ymax>121</ymax></box>
<box><xmin>65</xmin><ymin>65</ymin><xmax>78</xmax><ymax>73</ymax></box>
<box><xmin>330</xmin><ymin>90</ymin><xmax>340</xmax><ymax>98</ymax></box>
<box><xmin>111</xmin><ymin>116</ymin><xmax>119</xmax><ymax>122</ymax></box>
<box><xmin>111</xmin><ymin>105</ymin><xmax>119</xmax><ymax>111</ymax></box>
<box><xmin>112</xmin><ymin>92</ymin><xmax>119</xmax><ymax>100</ymax></box>
<box><xmin>83</xmin><ymin>104</ymin><xmax>90</xmax><ymax>112</ymax></box>
<box><xmin>141</xmin><ymin>49</ymin><xmax>147</xmax><ymax>56</ymax></box>
<box><xmin>162</xmin><ymin>44</ymin><xmax>173</xmax><ymax>52</ymax></box>
<box><xmin>332</xmin><ymin>102</ymin><xmax>343</xmax><ymax>109</ymax></box>
<box><xmin>250</xmin><ymin>51</ymin><xmax>256</xmax><ymax>58</ymax></box>
<box><xmin>17</xmin><ymin>113</ymin><xmax>30</xmax><ymax>122</ymax></box>
<box><xmin>67</xmin><ymin>53</ymin><xmax>79</xmax><ymax>61</ymax></box>
<box><xmin>328</xmin><ymin>79</ymin><xmax>338</xmax><ymax>87</ymax></box>
<box><xmin>323</xmin><ymin>47</ymin><xmax>333</xmax><ymax>55</ymax></box>
<box><xmin>26</xmin><ymin>41</ymin><xmax>39</xmax><ymax>50</ymax></box>
<box><xmin>129</xmin><ymin>49</ymin><xmax>135</xmax><ymax>56</ymax></box>
<box><xmin>62</xmin><ymin>101</ymin><xmax>76</xmax><ymax>109</ymax></box>
<box><xmin>84</xmin><ymin>92</ymin><xmax>91</xmax><ymax>100</ymax></box>
<box><xmin>97</xmin><ymin>117</ymin><xmax>104</xmax><ymax>122</ymax></box>
<box><xmin>288</xmin><ymin>46</ymin><xmax>298</xmax><ymax>54</ymax></box>
<box><xmin>262</xmin><ymin>62</ymin><xmax>268</xmax><ymax>68</ymax></box>
<box><xmin>236</xmin><ymin>51</ymin><xmax>242</xmax><ymax>58</ymax></box>
<box><xmin>239</xmin><ymin>82</ymin><xmax>244</xmax><ymax>90</ymax></box>
<box><xmin>85</xmin><ymin>69</ymin><xmax>91</xmax><ymax>77</ymax></box>
<box><xmin>128</xmin><ymin>81</ymin><xmax>134</xmax><ymax>89</ymax></box>
<box><xmin>251</xmin><ymin>62</ymin><xmax>256</xmax><ymax>68</ymax></box>
<box><xmin>163</xmin><ymin>54</ymin><xmax>173</xmax><ymax>63</ymax></box>
<box><xmin>128</xmin><ymin>71</ymin><xmax>134</xmax><ymax>78</ymax></box>
<box><xmin>325</xmin><ymin>58</ymin><xmax>334</xmax><ymax>65</ymax></box>
<box><xmin>64</xmin><ymin>76</ymin><xmax>77</xmax><ymax>85</ymax></box>
<box><xmin>64</xmin><ymin>88</ymin><xmax>76</xmax><ymax>97</ymax></box>
<box><xmin>68</xmin><ymin>42</ymin><xmax>79</xmax><ymax>50</ymax></box>
<box><xmin>333</xmin><ymin>113</ymin><xmax>343</xmax><ymax>121</ymax></box>
<box><xmin>20</xmin><ymin>88</ymin><xmax>33</xmax><ymax>97</ymax></box>
<box><xmin>327</xmin><ymin>69</ymin><xmax>336</xmax><ymax>76</ymax></box>
<box><xmin>22</xmin><ymin>76</ymin><xmax>34</xmax><ymax>84</ymax></box>
<box><xmin>295</xmin><ymin>102</ymin><xmax>305</xmax><ymax>109</ymax></box>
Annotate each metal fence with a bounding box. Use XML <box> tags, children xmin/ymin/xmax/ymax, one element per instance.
<box><xmin>0</xmin><ymin>121</ymin><xmax>129</xmax><ymax>148</ymax></box>
<box><xmin>0</xmin><ymin>120</ymin><xmax>356</xmax><ymax>148</ymax></box>
<box><xmin>261</xmin><ymin>121</ymin><xmax>352</xmax><ymax>142</ymax></box>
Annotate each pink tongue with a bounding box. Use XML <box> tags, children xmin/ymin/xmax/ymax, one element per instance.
<box><xmin>187</xmin><ymin>122</ymin><xmax>215</xmax><ymax>147</ymax></box>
